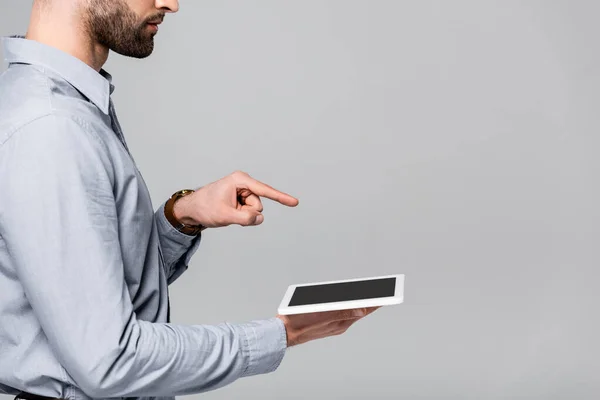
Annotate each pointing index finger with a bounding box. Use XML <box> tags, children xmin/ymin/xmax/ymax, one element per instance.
<box><xmin>238</xmin><ymin>174</ymin><xmax>299</xmax><ymax>207</ymax></box>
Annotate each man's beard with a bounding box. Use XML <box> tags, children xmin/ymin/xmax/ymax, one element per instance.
<box><xmin>83</xmin><ymin>0</ymin><xmax>163</xmax><ymax>59</ymax></box>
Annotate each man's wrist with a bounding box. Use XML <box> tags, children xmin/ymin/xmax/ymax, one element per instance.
<box><xmin>164</xmin><ymin>189</ymin><xmax>205</xmax><ymax>236</ymax></box>
<box><xmin>172</xmin><ymin>194</ymin><xmax>197</xmax><ymax>225</ymax></box>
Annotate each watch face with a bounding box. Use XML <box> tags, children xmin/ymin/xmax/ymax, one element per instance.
<box><xmin>172</xmin><ymin>190</ymin><xmax>195</xmax><ymax>202</ymax></box>
<box><xmin>175</xmin><ymin>189</ymin><xmax>194</xmax><ymax>197</ymax></box>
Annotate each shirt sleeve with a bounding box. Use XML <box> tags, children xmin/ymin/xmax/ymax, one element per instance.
<box><xmin>154</xmin><ymin>201</ymin><xmax>202</xmax><ymax>285</ymax></box>
<box><xmin>0</xmin><ymin>115</ymin><xmax>288</xmax><ymax>398</ymax></box>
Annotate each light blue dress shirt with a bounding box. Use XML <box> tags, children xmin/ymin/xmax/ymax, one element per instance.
<box><xmin>0</xmin><ymin>36</ymin><xmax>287</xmax><ymax>400</ymax></box>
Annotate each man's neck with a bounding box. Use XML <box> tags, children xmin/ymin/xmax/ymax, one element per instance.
<box><xmin>25</xmin><ymin>1</ymin><xmax>109</xmax><ymax>72</ymax></box>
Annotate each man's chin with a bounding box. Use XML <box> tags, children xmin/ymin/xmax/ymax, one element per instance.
<box><xmin>111</xmin><ymin>42</ymin><xmax>154</xmax><ymax>59</ymax></box>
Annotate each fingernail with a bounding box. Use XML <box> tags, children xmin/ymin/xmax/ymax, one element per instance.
<box><xmin>354</xmin><ymin>309</ymin><xmax>366</xmax><ymax>317</ymax></box>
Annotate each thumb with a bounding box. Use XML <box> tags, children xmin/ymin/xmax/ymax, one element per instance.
<box><xmin>227</xmin><ymin>209</ymin><xmax>263</xmax><ymax>226</ymax></box>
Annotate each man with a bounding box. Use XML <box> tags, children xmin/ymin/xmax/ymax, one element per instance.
<box><xmin>0</xmin><ymin>1</ymin><xmax>378</xmax><ymax>399</ymax></box>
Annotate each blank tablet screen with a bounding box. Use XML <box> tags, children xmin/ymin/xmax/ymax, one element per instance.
<box><xmin>288</xmin><ymin>277</ymin><xmax>396</xmax><ymax>306</ymax></box>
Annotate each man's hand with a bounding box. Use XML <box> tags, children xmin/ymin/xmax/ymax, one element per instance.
<box><xmin>173</xmin><ymin>170</ymin><xmax>299</xmax><ymax>228</ymax></box>
<box><xmin>276</xmin><ymin>307</ymin><xmax>381</xmax><ymax>347</ymax></box>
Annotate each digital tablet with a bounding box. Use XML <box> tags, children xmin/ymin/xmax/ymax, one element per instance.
<box><xmin>277</xmin><ymin>274</ymin><xmax>404</xmax><ymax>315</ymax></box>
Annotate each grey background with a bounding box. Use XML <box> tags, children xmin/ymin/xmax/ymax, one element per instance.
<box><xmin>1</xmin><ymin>1</ymin><xmax>599</xmax><ymax>399</ymax></box>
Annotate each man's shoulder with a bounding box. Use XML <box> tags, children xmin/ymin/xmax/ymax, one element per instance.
<box><xmin>0</xmin><ymin>64</ymin><xmax>107</xmax><ymax>147</ymax></box>
<box><xmin>0</xmin><ymin>110</ymin><xmax>117</xmax><ymax>188</ymax></box>
<box><xmin>0</xmin><ymin>64</ymin><xmax>52</xmax><ymax>140</ymax></box>
<box><xmin>0</xmin><ymin>114</ymin><xmax>111</xmax><ymax>168</ymax></box>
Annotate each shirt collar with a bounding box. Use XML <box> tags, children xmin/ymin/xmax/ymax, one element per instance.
<box><xmin>1</xmin><ymin>35</ymin><xmax>114</xmax><ymax>114</ymax></box>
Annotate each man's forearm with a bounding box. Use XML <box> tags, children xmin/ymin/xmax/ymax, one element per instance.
<box><xmin>66</xmin><ymin>316</ymin><xmax>288</xmax><ymax>398</ymax></box>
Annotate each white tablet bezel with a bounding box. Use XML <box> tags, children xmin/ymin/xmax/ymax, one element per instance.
<box><xmin>277</xmin><ymin>274</ymin><xmax>404</xmax><ymax>315</ymax></box>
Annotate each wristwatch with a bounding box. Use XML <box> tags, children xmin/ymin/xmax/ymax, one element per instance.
<box><xmin>164</xmin><ymin>189</ymin><xmax>205</xmax><ymax>236</ymax></box>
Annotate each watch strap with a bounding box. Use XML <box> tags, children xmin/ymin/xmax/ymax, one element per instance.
<box><xmin>164</xmin><ymin>189</ymin><xmax>205</xmax><ymax>236</ymax></box>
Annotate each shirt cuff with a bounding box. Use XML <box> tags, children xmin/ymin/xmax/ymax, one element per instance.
<box><xmin>155</xmin><ymin>202</ymin><xmax>202</xmax><ymax>261</ymax></box>
<box><xmin>156</xmin><ymin>201</ymin><xmax>199</xmax><ymax>247</ymax></box>
<box><xmin>235</xmin><ymin>317</ymin><xmax>288</xmax><ymax>377</ymax></box>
